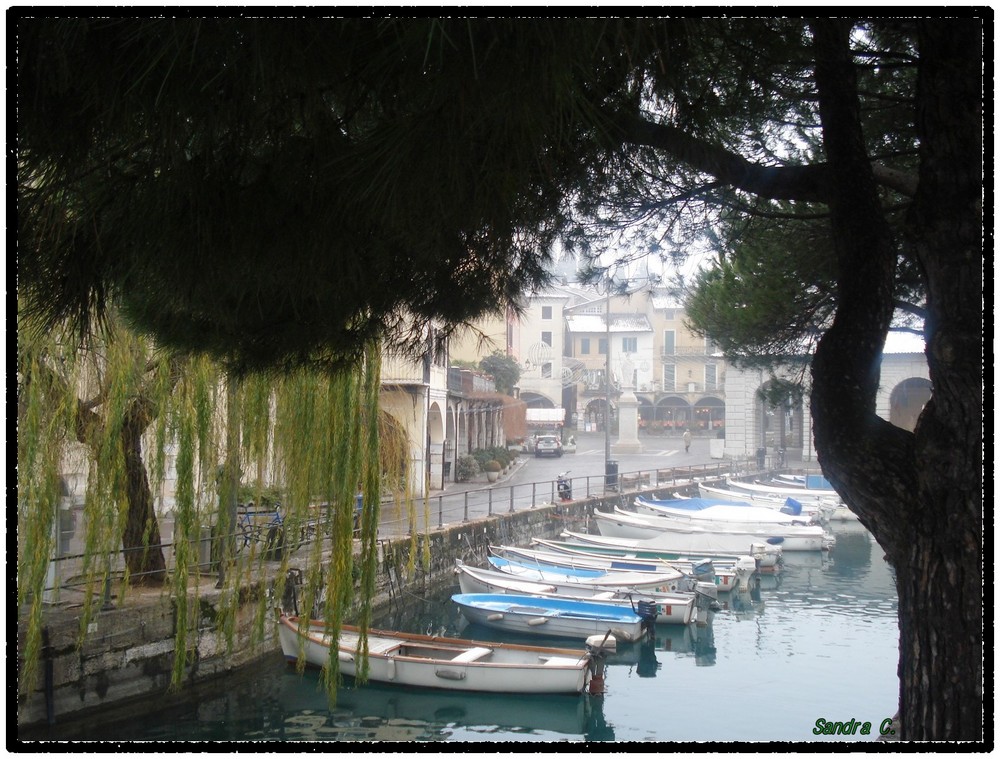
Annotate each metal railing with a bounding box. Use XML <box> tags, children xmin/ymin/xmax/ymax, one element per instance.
<box><xmin>375</xmin><ymin>457</ymin><xmax>757</xmax><ymax>537</ymax></box>
<box><xmin>24</xmin><ymin>457</ymin><xmax>764</xmax><ymax>606</ymax></box>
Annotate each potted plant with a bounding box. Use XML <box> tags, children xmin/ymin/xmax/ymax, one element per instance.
<box><xmin>484</xmin><ymin>459</ymin><xmax>502</xmax><ymax>483</ymax></box>
<box><xmin>455</xmin><ymin>455</ymin><xmax>479</xmax><ymax>483</ymax></box>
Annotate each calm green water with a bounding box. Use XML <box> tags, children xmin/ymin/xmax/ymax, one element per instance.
<box><xmin>24</xmin><ymin>520</ymin><xmax>898</xmax><ymax>745</ymax></box>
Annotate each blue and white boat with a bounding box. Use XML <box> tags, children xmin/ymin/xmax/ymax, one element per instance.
<box><xmin>455</xmin><ymin>560</ymin><xmax>698</xmax><ymax>626</ymax></box>
<box><xmin>490</xmin><ymin>543</ymin><xmax>750</xmax><ymax>593</ymax></box>
<box><xmin>452</xmin><ymin>593</ymin><xmax>653</xmax><ymax>642</ymax></box>
<box><xmin>633</xmin><ymin>495</ymin><xmax>819</xmax><ymax>527</ymax></box>
<box><xmin>486</xmin><ymin>555</ymin><xmax>693</xmax><ymax>594</ymax></box>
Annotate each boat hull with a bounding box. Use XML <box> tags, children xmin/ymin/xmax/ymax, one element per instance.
<box><xmin>555</xmin><ymin>530</ymin><xmax>783</xmax><ymax>569</ymax></box>
<box><xmin>489</xmin><ymin>549</ymin><xmax>746</xmax><ymax>594</ymax></box>
<box><xmin>634</xmin><ymin>496</ymin><xmax>814</xmax><ymax>526</ymax></box>
<box><xmin>594</xmin><ymin>508</ymin><xmax>832</xmax><ymax>552</ymax></box>
<box><xmin>452</xmin><ymin>593</ymin><xmax>648</xmax><ymax>642</ymax></box>
<box><xmin>277</xmin><ymin>615</ymin><xmax>590</xmax><ymax>694</ymax></box>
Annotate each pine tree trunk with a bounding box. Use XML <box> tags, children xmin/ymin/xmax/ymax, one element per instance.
<box><xmin>895</xmin><ymin>19</ymin><xmax>983</xmax><ymax>740</ymax></box>
<box><xmin>808</xmin><ymin>19</ymin><xmax>983</xmax><ymax>741</ymax></box>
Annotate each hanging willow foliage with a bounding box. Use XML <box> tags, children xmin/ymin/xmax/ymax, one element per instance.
<box><xmin>17</xmin><ymin>313</ymin><xmax>411</xmax><ymax>707</ymax></box>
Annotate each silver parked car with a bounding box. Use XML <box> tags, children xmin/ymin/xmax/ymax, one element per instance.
<box><xmin>534</xmin><ymin>435</ymin><xmax>563</xmax><ymax>458</ymax></box>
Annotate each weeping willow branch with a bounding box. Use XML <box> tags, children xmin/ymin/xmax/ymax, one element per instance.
<box><xmin>18</xmin><ymin>314</ymin><xmax>407</xmax><ymax>708</ymax></box>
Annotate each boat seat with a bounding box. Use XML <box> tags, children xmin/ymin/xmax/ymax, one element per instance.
<box><xmin>539</xmin><ymin>655</ymin><xmax>583</xmax><ymax>666</ymax></box>
<box><xmin>450</xmin><ymin>646</ymin><xmax>492</xmax><ymax>663</ymax></box>
<box><xmin>367</xmin><ymin>638</ymin><xmax>405</xmax><ymax>655</ymax></box>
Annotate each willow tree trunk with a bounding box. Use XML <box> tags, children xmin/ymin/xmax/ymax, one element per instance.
<box><xmin>809</xmin><ymin>19</ymin><xmax>983</xmax><ymax>742</ymax></box>
<box><xmin>121</xmin><ymin>406</ymin><xmax>167</xmax><ymax>583</ymax></box>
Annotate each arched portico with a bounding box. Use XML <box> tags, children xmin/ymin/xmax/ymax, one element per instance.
<box><xmin>888</xmin><ymin>378</ymin><xmax>933</xmax><ymax>432</ymax></box>
<box><xmin>426</xmin><ymin>401</ymin><xmax>445</xmax><ymax>491</ymax></box>
<box><xmin>694</xmin><ymin>396</ymin><xmax>726</xmax><ymax>433</ymax></box>
<box><xmin>654</xmin><ymin>396</ymin><xmax>691</xmax><ymax>432</ymax></box>
<box><xmin>521</xmin><ymin>392</ymin><xmax>558</xmax><ymax>409</ymax></box>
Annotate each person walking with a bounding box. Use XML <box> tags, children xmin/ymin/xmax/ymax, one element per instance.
<box><xmin>683</xmin><ymin>428</ymin><xmax>692</xmax><ymax>453</ymax></box>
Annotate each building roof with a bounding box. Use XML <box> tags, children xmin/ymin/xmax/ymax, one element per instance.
<box><xmin>565</xmin><ymin>313</ymin><xmax>653</xmax><ymax>333</ymax></box>
<box><xmin>649</xmin><ymin>290</ymin><xmax>685</xmax><ymax>310</ymax></box>
<box><xmin>882</xmin><ymin>331</ymin><xmax>926</xmax><ymax>354</ymax></box>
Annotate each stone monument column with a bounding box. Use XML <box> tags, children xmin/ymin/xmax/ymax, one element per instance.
<box><xmin>612</xmin><ymin>355</ymin><xmax>643</xmax><ymax>455</ymax></box>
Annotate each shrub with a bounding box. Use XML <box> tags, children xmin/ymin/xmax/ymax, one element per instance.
<box><xmin>490</xmin><ymin>446</ymin><xmax>511</xmax><ymax>467</ymax></box>
<box><xmin>455</xmin><ymin>455</ymin><xmax>479</xmax><ymax>482</ymax></box>
<box><xmin>471</xmin><ymin>448</ymin><xmax>494</xmax><ymax>469</ymax></box>
<box><xmin>484</xmin><ymin>460</ymin><xmax>502</xmax><ymax>473</ymax></box>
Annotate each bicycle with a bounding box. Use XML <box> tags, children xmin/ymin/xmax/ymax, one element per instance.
<box><xmin>234</xmin><ymin>502</ymin><xmax>300</xmax><ymax>557</ymax></box>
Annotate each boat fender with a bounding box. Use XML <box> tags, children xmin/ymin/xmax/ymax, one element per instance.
<box><xmin>434</xmin><ymin>669</ymin><xmax>466</xmax><ymax>681</ymax></box>
<box><xmin>585</xmin><ymin>633</ymin><xmax>617</xmax><ymax>654</ymax></box>
<box><xmin>486</xmin><ymin>613</ymin><xmax>504</xmax><ymax>621</ymax></box>
<box><xmin>338</xmin><ymin>651</ymin><xmax>354</xmax><ymax>663</ymax></box>
<box><xmin>527</xmin><ymin>617</ymin><xmax>548</xmax><ymax>626</ymax></box>
<box><xmin>386</xmin><ymin>656</ymin><xmax>395</xmax><ymax>680</ymax></box>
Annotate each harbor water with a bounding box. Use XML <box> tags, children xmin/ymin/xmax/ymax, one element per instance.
<box><xmin>24</xmin><ymin>519</ymin><xmax>899</xmax><ymax>745</ymax></box>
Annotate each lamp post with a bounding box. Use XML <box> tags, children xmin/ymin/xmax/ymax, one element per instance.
<box><xmin>605</xmin><ymin>287</ymin><xmax>612</xmax><ymax>467</ymax></box>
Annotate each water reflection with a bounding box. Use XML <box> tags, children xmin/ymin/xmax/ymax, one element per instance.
<box><xmin>276</xmin><ymin>667</ymin><xmax>603</xmax><ymax>740</ymax></box>
<box><xmin>24</xmin><ymin>520</ymin><xmax>898</xmax><ymax>744</ymax></box>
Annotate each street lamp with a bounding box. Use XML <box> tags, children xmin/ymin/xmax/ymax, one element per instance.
<box><xmin>605</xmin><ymin>287</ymin><xmax>612</xmax><ymax>467</ymax></box>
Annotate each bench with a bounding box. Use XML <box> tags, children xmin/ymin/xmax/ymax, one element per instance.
<box><xmin>450</xmin><ymin>646</ymin><xmax>492</xmax><ymax>663</ymax></box>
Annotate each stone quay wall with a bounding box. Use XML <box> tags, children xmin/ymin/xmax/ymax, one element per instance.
<box><xmin>17</xmin><ymin>499</ymin><xmax>597</xmax><ymax>731</ymax></box>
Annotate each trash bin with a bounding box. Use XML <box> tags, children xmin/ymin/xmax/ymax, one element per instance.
<box><xmin>756</xmin><ymin>447</ymin><xmax>767</xmax><ymax>469</ymax></box>
<box><xmin>605</xmin><ymin>461</ymin><xmax>619</xmax><ymax>490</ymax></box>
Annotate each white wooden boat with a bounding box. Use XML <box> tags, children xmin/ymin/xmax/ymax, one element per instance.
<box><xmin>455</xmin><ymin>560</ymin><xmax>697</xmax><ymax>626</ymax></box>
<box><xmin>489</xmin><ymin>544</ymin><xmax>750</xmax><ymax>593</ymax></box>
<box><xmin>725</xmin><ymin>478</ymin><xmax>842</xmax><ymax>503</ymax></box>
<box><xmin>486</xmin><ymin>554</ymin><xmax>693</xmax><ymax>593</ymax></box>
<box><xmin>452</xmin><ymin>593</ymin><xmax>651</xmax><ymax>642</ymax></box>
<box><xmin>522</xmin><ymin>537</ymin><xmax>751</xmax><ymax>581</ymax></box>
<box><xmin>555</xmin><ymin>529</ymin><xmax>783</xmax><ymax>569</ymax></box>
<box><xmin>633</xmin><ymin>495</ymin><xmax>820</xmax><ymax>527</ymax></box>
<box><xmin>277</xmin><ymin>613</ymin><xmax>593</xmax><ymax>694</ymax></box>
<box><xmin>725</xmin><ymin>478</ymin><xmax>857</xmax><ymax>520</ymax></box>
<box><xmin>594</xmin><ymin>506</ymin><xmax>834</xmax><ymax>552</ymax></box>
<box><xmin>696</xmin><ymin>483</ymin><xmax>830</xmax><ymax>519</ymax></box>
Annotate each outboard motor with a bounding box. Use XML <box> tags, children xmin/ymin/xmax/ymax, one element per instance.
<box><xmin>734</xmin><ymin>555</ymin><xmax>759</xmax><ymax>592</ymax></box>
<box><xmin>557</xmin><ymin>471</ymin><xmax>572</xmax><ymax>501</ymax></box>
<box><xmin>634</xmin><ymin>599</ymin><xmax>659</xmax><ymax>637</ymax></box>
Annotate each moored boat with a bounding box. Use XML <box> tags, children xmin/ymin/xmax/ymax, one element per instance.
<box><xmin>489</xmin><ymin>544</ymin><xmax>752</xmax><ymax>593</ymax></box>
<box><xmin>277</xmin><ymin>613</ymin><xmax>595</xmax><ymax>694</ymax></box>
<box><xmin>554</xmin><ymin>529</ymin><xmax>783</xmax><ymax>570</ymax></box>
<box><xmin>455</xmin><ymin>560</ymin><xmax>698</xmax><ymax>626</ymax></box>
<box><xmin>486</xmin><ymin>554</ymin><xmax>692</xmax><ymax>593</ymax></box>
<box><xmin>452</xmin><ymin>593</ymin><xmax>654</xmax><ymax>642</ymax></box>
<box><xmin>724</xmin><ymin>478</ymin><xmax>857</xmax><ymax>520</ymax></box>
<box><xmin>594</xmin><ymin>506</ymin><xmax>834</xmax><ymax>552</ymax></box>
<box><xmin>634</xmin><ymin>495</ymin><xmax>820</xmax><ymax>527</ymax></box>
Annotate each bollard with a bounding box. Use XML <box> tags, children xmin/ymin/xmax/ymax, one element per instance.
<box><xmin>463</xmin><ymin>492</ymin><xmax>469</xmax><ymax>522</ymax></box>
<box><xmin>438</xmin><ymin>496</ymin><xmax>443</xmax><ymax>528</ymax></box>
<box><xmin>509</xmin><ymin>488</ymin><xmax>515</xmax><ymax>513</ymax></box>
<box><xmin>488</xmin><ymin>488</ymin><xmax>493</xmax><ymax>516</ymax></box>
